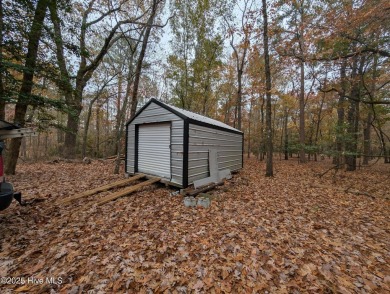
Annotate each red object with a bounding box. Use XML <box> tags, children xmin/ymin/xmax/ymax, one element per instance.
<box><xmin>0</xmin><ymin>155</ymin><xmax>3</xmax><ymax>177</ymax></box>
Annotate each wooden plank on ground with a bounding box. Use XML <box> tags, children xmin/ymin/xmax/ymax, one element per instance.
<box><xmin>96</xmin><ymin>177</ymin><xmax>160</xmax><ymax>206</ymax></box>
<box><xmin>58</xmin><ymin>174</ymin><xmax>145</xmax><ymax>204</ymax></box>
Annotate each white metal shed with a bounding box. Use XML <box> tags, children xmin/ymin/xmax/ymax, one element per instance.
<box><xmin>125</xmin><ymin>98</ymin><xmax>243</xmax><ymax>188</ymax></box>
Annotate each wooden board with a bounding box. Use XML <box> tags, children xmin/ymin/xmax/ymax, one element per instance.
<box><xmin>96</xmin><ymin>177</ymin><xmax>160</xmax><ymax>206</ymax></box>
<box><xmin>0</xmin><ymin>128</ymin><xmax>37</xmax><ymax>140</ymax></box>
<box><xmin>58</xmin><ymin>174</ymin><xmax>145</xmax><ymax>204</ymax></box>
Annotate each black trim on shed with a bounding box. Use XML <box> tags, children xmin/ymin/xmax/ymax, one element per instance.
<box><xmin>125</xmin><ymin>124</ymin><xmax>128</xmax><ymax>173</ymax></box>
<box><xmin>242</xmin><ymin>132</ymin><xmax>244</xmax><ymax>168</ymax></box>
<box><xmin>134</xmin><ymin>125</ymin><xmax>139</xmax><ymax>173</ymax></box>
<box><xmin>126</xmin><ymin>99</ymin><xmax>243</xmax><ymax>136</ymax></box>
<box><xmin>126</xmin><ymin>98</ymin><xmax>187</xmax><ymax>126</ymax></box>
<box><xmin>182</xmin><ymin>119</ymin><xmax>189</xmax><ymax>188</ymax></box>
<box><xmin>186</xmin><ymin>118</ymin><xmax>243</xmax><ymax>136</ymax></box>
<box><xmin>125</xmin><ymin>98</ymin><xmax>243</xmax><ymax>188</ymax></box>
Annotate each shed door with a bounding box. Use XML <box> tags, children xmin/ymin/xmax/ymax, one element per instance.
<box><xmin>138</xmin><ymin>123</ymin><xmax>171</xmax><ymax>179</ymax></box>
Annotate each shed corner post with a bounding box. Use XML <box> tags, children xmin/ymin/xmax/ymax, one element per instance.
<box><xmin>182</xmin><ymin>119</ymin><xmax>189</xmax><ymax>188</ymax></box>
<box><xmin>125</xmin><ymin>123</ymin><xmax>129</xmax><ymax>173</ymax></box>
<box><xmin>134</xmin><ymin>124</ymin><xmax>139</xmax><ymax>173</ymax></box>
<box><xmin>242</xmin><ymin>132</ymin><xmax>244</xmax><ymax>168</ymax></box>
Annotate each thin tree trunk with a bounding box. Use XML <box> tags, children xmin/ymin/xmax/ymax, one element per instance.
<box><xmin>259</xmin><ymin>96</ymin><xmax>265</xmax><ymax>161</ymax></box>
<box><xmin>233</xmin><ymin>103</ymin><xmax>237</xmax><ymax>129</ymax></box>
<box><xmin>346</xmin><ymin>55</ymin><xmax>365</xmax><ymax>171</ymax></box>
<box><xmin>114</xmin><ymin>60</ymin><xmax>135</xmax><ymax>174</ymax></box>
<box><xmin>45</xmin><ymin>132</ymin><xmax>48</xmax><ymax>157</ymax></box>
<box><xmin>236</xmin><ymin>69</ymin><xmax>243</xmax><ymax>131</ymax></box>
<box><xmin>376</xmin><ymin>128</ymin><xmax>389</xmax><ymax>163</ymax></box>
<box><xmin>50</xmin><ymin>0</ymin><xmax>148</xmax><ymax>159</ymax></box>
<box><xmin>298</xmin><ymin>59</ymin><xmax>306</xmax><ymax>163</ymax></box>
<box><xmin>362</xmin><ymin>112</ymin><xmax>372</xmax><ymax>165</ymax></box>
<box><xmin>345</xmin><ymin>57</ymin><xmax>358</xmax><ymax>171</ymax></box>
<box><xmin>130</xmin><ymin>0</ymin><xmax>158</xmax><ymax>117</ymax></box>
<box><xmin>96</xmin><ymin>107</ymin><xmax>100</xmax><ymax>157</ymax></box>
<box><xmin>363</xmin><ymin>54</ymin><xmax>377</xmax><ymax>165</ymax></box>
<box><xmin>334</xmin><ymin>59</ymin><xmax>347</xmax><ymax>167</ymax></box>
<box><xmin>314</xmin><ymin>76</ymin><xmax>326</xmax><ymax>161</ymax></box>
<box><xmin>262</xmin><ymin>0</ymin><xmax>273</xmax><ymax>177</ymax></box>
<box><xmin>224</xmin><ymin>98</ymin><xmax>230</xmax><ymax>124</ymax></box>
<box><xmin>5</xmin><ymin>0</ymin><xmax>48</xmax><ymax>174</ymax></box>
<box><xmin>284</xmin><ymin>108</ymin><xmax>288</xmax><ymax>160</ymax></box>
<box><xmin>82</xmin><ymin>96</ymin><xmax>99</xmax><ymax>158</ymax></box>
<box><xmin>114</xmin><ymin>72</ymin><xmax>123</xmax><ymax>156</ymax></box>
<box><xmin>247</xmin><ymin>99</ymin><xmax>252</xmax><ymax>158</ymax></box>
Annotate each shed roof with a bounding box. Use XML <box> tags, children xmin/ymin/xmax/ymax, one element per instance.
<box><xmin>127</xmin><ymin>98</ymin><xmax>242</xmax><ymax>134</ymax></box>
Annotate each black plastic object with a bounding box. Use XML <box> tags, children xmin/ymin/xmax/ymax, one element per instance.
<box><xmin>0</xmin><ymin>182</ymin><xmax>14</xmax><ymax>211</ymax></box>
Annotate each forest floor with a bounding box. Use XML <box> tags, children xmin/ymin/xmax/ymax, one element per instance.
<box><xmin>0</xmin><ymin>157</ymin><xmax>389</xmax><ymax>293</ymax></box>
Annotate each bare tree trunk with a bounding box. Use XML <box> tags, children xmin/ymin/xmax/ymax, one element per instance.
<box><xmin>81</xmin><ymin>77</ymin><xmax>116</xmax><ymax>159</ymax></box>
<box><xmin>363</xmin><ymin>53</ymin><xmax>378</xmax><ymax>165</ymax></box>
<box><xmin>262</xmin><ymin>0</ymin><xmax>273</xmax><ymax>177</ymax></box>
<box><xmin>224</xmin><ymin>98</ymin><xmax>231</xmax><ymax>124</ymax></box>
<box><xmin>334</xmin><ymin>59</ymin><xmax>347</xmax><ymax>167</ymax></box>
<box><xmin>233</xmin><ymin>104</ymin><xmax>237</xmax><ymax>129</ymax></box>
<box><xmin>130</xmin><ymin>0</ymin><xmax>159</xmax><ymax>117</ymax></box>
<box><xmin>5</xmin><ymin>0</ymin><xmax>48</xmax><ymax>174</ymax></box>
<box><xmin>298</xmin><ymin>59</ymin><xmax>306</xmax><ymax>163</ymax></box>
<box><xmin>284</xmin><ymin>108</ymin><xmax>289</xmax><ymax>160</ymax></box>
<box><xmin>82</xmin><ymin>98</ymin><xmax>97</xmax><ymax>158</ymax></box>
<box><xmin>259</xmin><ymin>96</ymin><xmax>265</xmax><ymax>161</ymax></box>
<box><xmin>378</xmin><ymin>129</ymin><xmax>389</xmax><ymax>163</ymax></box>
<box><xmin>114</xmin><ymin>72</ymin><xmax>123</xmax><ymax>156</ymax></box>
<box><xmin>236</xmin><ymin>68</ymin><xmax>243</xmax><ymax>131</ymax></box>
<box><xmin>50</xmin><ymin>0</ymin><xmax>156</xmax><ymax>159</ymax></box>
<box><xmin>63</xmin><ymin>101</ymin><xmax>82</xmax><ymax>158</ymax></box>
<box><xmin>345</xmin><ymin>57</ymin><xmax>358</xmax><ymax>171</ymax></box>
<box><xmin>346</xmin><ymin>55</ymin><xmax>365</xmax><ymax>171</ymax></box>
<box><xmin>96</xmin><ymin>107</ymin><xmax>100</xmax><ymax>157</ymax></box>
<box><xmin>363</xmin><ymin>112</ymin><xmax>373</xmax><ymax>165</ymax></box>
<box><xmin>247</xmin><ymin>99</ymin><xmax>252</xmax><ymax>158</ymax></box>
<box><xmin>297</xmin><ymin>0</ymin><xmax>306</xmax><ymax>164</ymax></box>
<box><xmin>45</xmin><ymin>132</ymin><xmax>48</xmax><ymax>157</ymax></box>
<box><xmin>114</xmin><ymin>61</ymin><xmax>135</xmax><ymax>174</ymax></box>
<box><xmin>314</xmin><ymin>75</ymin><xmax>326</xmax><ymax>161</ymax></box>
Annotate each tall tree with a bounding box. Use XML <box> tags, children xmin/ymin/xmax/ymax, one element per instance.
<box><xmin>167</xmin><ymin>0</ymin><xmax>225</xmax><ymax>115</ymax></box>
<box><xmin>262</xmin><ymin>0</ymin><xmax>273</xmax><ymax>177</ymax></box>
<box><xmin>275</xmin><ymin>0</ymin><xmax>314</xmax><ymax>163</ymax></box>
<box><xmin>296</xmin><ymin>0</ymin><xmax>307</xmax><ymax>163</ymax></box>
<box><xmin>225</xmin><ymin>0</ymin><xmax>257</xmax><ymax>131</ymax></box>
<box><xmin>49</xmin><ymin>0</ymin><xmax>164</xmax><ymax>158</ymax></box>
<box><xmin>130</xmin><ymin>0</ymin><xmax>160</xmax><ymax>117</ymax></box>
<box><xmin>5</xmin><ymin>0</ymin><xmax>49</xmax><ymax>174</ymax></box>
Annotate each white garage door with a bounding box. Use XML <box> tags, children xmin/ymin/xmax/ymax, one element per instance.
<box><xmin>138</xmin><ymin>123</ymin><xmax>171</xmax><ymax>179</ymax></box>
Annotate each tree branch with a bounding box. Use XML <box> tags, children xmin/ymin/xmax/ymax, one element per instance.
<box><xmin>319</xmin><ymin>87</ymin><xmax>390</xmax><ymax>105</ymax></box>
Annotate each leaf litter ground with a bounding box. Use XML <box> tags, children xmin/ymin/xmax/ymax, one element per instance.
<box><xmin>0</xmin><ymin>158</ymin><xmax>389</xmax><ymax>293</ymax></box>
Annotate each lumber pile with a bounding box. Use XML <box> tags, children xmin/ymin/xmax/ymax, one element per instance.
<box><xmin>58</xmin><ymin>174</ymin><xmax>145</xmax><ymax>204</ymax></box>
<box><xmin>96</xmin><ymin>178</ymin><xmax>160</xmax><ymax>206</ymax></box>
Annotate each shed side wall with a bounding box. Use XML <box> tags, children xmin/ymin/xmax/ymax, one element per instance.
<box><xmin>188</xmin><ymin>123</ymin><xmax>243</xmax><ymax>184</ymax></box>
<box><xmin>127</xmin><ymin>102</ymin><xmax>184</xmax><ymax>186</ymax></box>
